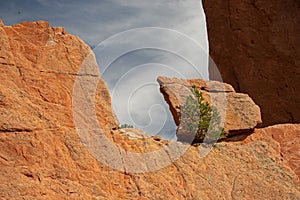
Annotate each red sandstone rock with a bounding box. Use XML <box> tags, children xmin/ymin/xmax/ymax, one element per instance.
<box><xmin>203</xmin><ymin>0</ymin><xmax>300</xmax><ymax>126</ymax></box>
<box><xmin>0</xmin><ymin>21</ymin><xmax>299</xmax><ymax>199</ymax></box>
<box><xmin>0</xmin><ymin>20</ymin><xmax>118</xmax><ymax>134</ymax></box>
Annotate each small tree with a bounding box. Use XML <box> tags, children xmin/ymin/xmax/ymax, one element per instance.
<box><xmin>119</xmin><ymin>123</ymin><xmax>134</xmax><ymax>129</ymax></box>
<box><xmin>180</xmin><ymin>85</ymin><xmax>226</xmax><ymax>144</ymax></box>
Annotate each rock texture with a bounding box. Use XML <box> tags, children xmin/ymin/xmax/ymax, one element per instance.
<box><xmin>203</xmin><ymin>0</ymin><xmax>300</xmax><ymax>126</ymax></box>
<box><xmin>157</xmin><ymin>76</ymin><xmax>262</xmax><ymax>136</ymax></box>
<box><xmin>0</xmin><ymin>20</ymin><xmax>118</xmax><ymax>134</ymax></box>
<box><xmin>0</xmin><ymin>21</ymin><xmax>299</xmax><ymax>199</ymax></box>
<box><xmin>238</xmin><ymin>124</ymin><xmax>300</xmax><ymax>180</ymax></box>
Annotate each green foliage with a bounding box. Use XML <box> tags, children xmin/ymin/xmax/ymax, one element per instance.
<box><xmin>118</xmin><ymin>123</ymin><xmax>134</xmax><ymax>129</ymax></box>
<box><xmin>181</xmin><ymin>85</ymin><xmax>226</xmax><ymax>144</ymax></box>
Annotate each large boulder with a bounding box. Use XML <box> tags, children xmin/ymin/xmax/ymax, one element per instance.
<box><xmin>203</xmin><ymin>0</ymin><xmax>300</xmax><ymax>126</ymax></box>
<box><xmin>157</xmin><ymin>76</ymin><xmax>262</xmax><ymax>137</ymax></box>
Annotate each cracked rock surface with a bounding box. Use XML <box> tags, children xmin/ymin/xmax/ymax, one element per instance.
<box><xmin>0</xmin><ymin>21</ymin><xmax>299</xmax><ymax>199</ymax></box>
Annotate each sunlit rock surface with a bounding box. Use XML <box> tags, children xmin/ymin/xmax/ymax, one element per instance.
<box><xmin>0</xmin><ymin>21</ymin><xmax>299</xmax><ymax>199</ymax></box>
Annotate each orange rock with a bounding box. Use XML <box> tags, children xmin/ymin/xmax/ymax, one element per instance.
<box><xmin>268</xmin><ymin>124</ymin><xmax>300</xmax><ymax>178</ymax></box>
<box><xmin>0</xmin><ymin>21</ymin><xmax>299</xmax><ymax>199</ymax></box>
<box><xmin>0</xmin><ymin>20</ymin><xmax>118</xmax><ymax>133</ymax></box>
<box><xmin>241</xmin><ymin>124</ymin><xmax>300</xmax><ymax>179</ymax></box>
<box><xmin>158</xmin><ymin>76</ymin><xmax>262</xmax><ymax>137</ymax></box>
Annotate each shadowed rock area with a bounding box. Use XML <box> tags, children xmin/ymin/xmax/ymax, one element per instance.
<box><xmin>203</xmin><ymin>0</ymin><xmax>300</xmax><ymax>126</ymax></box>
<box><xmin>0</xmin><ymin>21</ymin><xmax>299</xmax><ymax>199</ymax></box>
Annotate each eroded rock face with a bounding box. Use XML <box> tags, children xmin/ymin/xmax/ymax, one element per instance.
<box><xmin>0</xmin><ymin>20</ymin><xmax>118</xmax><ymax>134</ymax></box>
<box><xmin>203</xmin><ymin>0</ymin><xmax>300</xmax><ymax>126</ymax></box>
<box><xmin>0</xmin><ymin>21</ymin><xmax>299</xmax><ymax>199</ymax></box>
<box><xmin>158</xmin><ymin>76</ymin><xmax>262</xmax><ymax>137</ymax></box>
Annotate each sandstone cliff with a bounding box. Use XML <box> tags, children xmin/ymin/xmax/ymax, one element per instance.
<box><xmin>0</xmin><ymin>21</ymin><xmax>299</xmax><ymax>199</ymax></box>
<box><xmin>203</xmin><ymin>0</ymin><xmax>300</xmax><ymax>126</ymax></box>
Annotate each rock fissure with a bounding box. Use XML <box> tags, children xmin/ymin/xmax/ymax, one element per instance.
<box><xmin>0</xmin><ymin>20</ymin><xmax>299</xmax><ymax>199</ymax></box>
<box><xmin>129</xmin><ymin>175</ymin><xmax>143</xmax><ymax>197</ymax></box>
<box><xmin>16</xmin><ymin>66</ymin><xmax>25</xmax><ymax>81</ymax></box>
<box><xmin>232</xmin><ymin>69</ymin><xmax>241</xmax><ymax>91</ymax></box>
<box><xmin>163</xmin><ymin>147</ymin><xmax>188</xmax><ymax>192</ymax></box>
<box><xmin>0</xmin><ymin>154</ymin><xmax>8</xmax><ymax>162</ymax></box>
<box><xmin>39</xmin><ymin>70</ymin><xmax>99</xmax><ymax>77</ymax></box>
<box><xmin>111</xmin><ymin>134</ymin><xmax>127</xmax><ymax>174</ymax></box>
<box><xmin>0</xmin><ymin>62</ymin><xmax>14</xmax><ymax>67</ymax></box>
<box><xmin>226</xmin><ymin>0</ymin><xmax>233</xmax><ymax>30</ymax></box>
<box><xmin>230</xmin><ymin>176</ymin><xmax>238</xmax><ymax>200</ymax></box>
<box><xmin>0</xmin><ymin>128</ymin><xmax>33</xmax><ymax>133</ymax></box>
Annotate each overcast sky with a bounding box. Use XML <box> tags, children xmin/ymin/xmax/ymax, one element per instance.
<box><xmin>0</xmin><ymin>0</ymin><xmax>209</xmax><ymax>140</ymax></box>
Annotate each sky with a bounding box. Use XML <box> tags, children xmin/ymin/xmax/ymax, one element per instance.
<box><xmin>0</xmin><ymin>0</ymin><xmax>209</xmax><ymax>140</ymax></box>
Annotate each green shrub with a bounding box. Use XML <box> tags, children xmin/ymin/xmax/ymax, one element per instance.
<box><xmin>119</xmin><ymin>123</ymin><xmax>134</xmax><ymax>129</ymax></box>
<box><xmin>180</xmin><ymin>85</ymin><xmax>226</xmax><ymax>144</ymax></box>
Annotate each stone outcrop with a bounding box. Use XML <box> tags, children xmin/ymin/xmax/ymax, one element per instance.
<box><xmin>0</xmin><ymin>21</ymin><xmax>299</xmax><ymax>199</ymax></box>
<box><xmin>157</xmin><ymin>76</ymin><xmax>262</xmax><ymax>137</ymax></box>
<box><xmin>203</xmin><ymin>0</ymin><xmax>300</xmax><ymax>126</ymax></box>
<box><xmin>0</xmin><ymin>20</ymin><xmax>118</xmax><ymax>134</ymax></box>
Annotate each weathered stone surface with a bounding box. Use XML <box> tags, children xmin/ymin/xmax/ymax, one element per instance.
<box><xmin>269</xmin><ymin>124</ymin><xmax>300</xmax><ymax>177</ymax></box>
<box><xmin>0</xmin><ymin>21</ymin><xmax>299</xmax><ymax>199</ymax></box>
<box><xmin>118</xmin><ymin>128</ymin><xmax>150</xmax><ymax>139</ymax></box>
<box><xmin>0</xmin><ymin>20</ymin><xmax>118</xmax><ymax>135</ymax></box>
<box><xmin>203</xmin><ymin>0</ymin><xmax>300</xmax><ymax>126</ymax></box>
<box><xmin>158</xmin><ymin>76</ymin><xmax>262</xmax><ymax>136</ymax></box>
<box><xmin>239</xmin><ymin>124</ymin><xmax>300</xmax><ymax>179</ymax></box>
<box><xmin>1</xmin><ymin>126</ymin><xmax>299</xmax><ymax>199</ymax></box>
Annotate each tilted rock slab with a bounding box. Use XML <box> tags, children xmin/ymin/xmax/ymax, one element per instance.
<box><xmin>0</xmin><ymin>21</ymin><xmax>299</xmax><ymax>199</ymax></box>
<box><xmin>158</xmin><ymin>76</ymin><xmax>262</xmax><ymax>137</ymax></box>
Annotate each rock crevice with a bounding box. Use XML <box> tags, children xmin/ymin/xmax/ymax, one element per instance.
<box><xmin>0</xmin><ymin>20</ymin><xmax>299</xmax><ymax>199</ymax></box>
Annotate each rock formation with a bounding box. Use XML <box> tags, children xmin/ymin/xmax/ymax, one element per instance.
<box><xmin>0</xmin><ymin>20</ymin><xmax>119</xmax><ymax>134</ymax></box>
<box><xmin>157</xmin><ymin>76</ymin><xmax>262</xmax><ymax>137</ymax></box>
<box><xmin>0</xmin><ymin>21</ymin><xmax>299</xmax><ymax>199</ymax></box>
<box><xmin>203</xmin><ymin>0</ymin><xmax>300</xmax><ymax>126</ymax></box>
